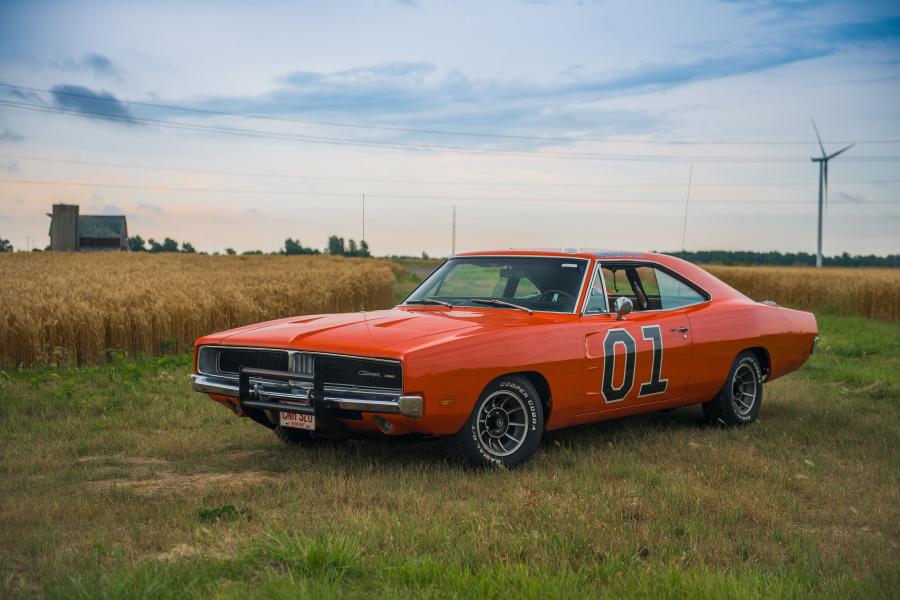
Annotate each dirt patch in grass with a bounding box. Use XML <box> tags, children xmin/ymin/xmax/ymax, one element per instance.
<box><xmin>83</xmin><ymin>455</ymin><xmax>277</xmax><ymax>498</ymax></box>
<box><xmin>156</xmin><ymin>543</ymin><xmax>199</xmax><ymax>562</ymax></box>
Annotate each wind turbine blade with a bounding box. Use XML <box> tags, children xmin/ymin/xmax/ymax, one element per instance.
<box><xmin>811</xmin><ymin>118</ymin><xmax>826</xmax><ymax>157</ymax></box>
<box><xmin>826</xmin><ymin>143</ymin><xmax>854</xmax><ymax>161</ymax></box>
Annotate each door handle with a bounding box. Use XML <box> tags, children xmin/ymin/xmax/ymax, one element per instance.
<box><xmin>671</xmin><ymin>327</ymin><xmax>689</xmax><ymax>333</ymax></box>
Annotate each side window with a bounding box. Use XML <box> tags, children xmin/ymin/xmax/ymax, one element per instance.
<box><xmin>600</xmin><ymin>263</ymin><xmax>705</xmax><ymax>311</ymax></box>
<box><xmin>584</xmin><ymin>268</ymin><xmax>607</xmax><ymax>313</ymax></box>
<box><xmin>655</xmin><ymin>268</ymin><xmax>706</xmax><ymax>309</ymax></box>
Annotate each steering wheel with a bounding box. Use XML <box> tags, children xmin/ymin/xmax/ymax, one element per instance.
<box><xmin>537</xmin><ymin>289</ymin><xmax>576</xmax><ymax>303</ymax></box>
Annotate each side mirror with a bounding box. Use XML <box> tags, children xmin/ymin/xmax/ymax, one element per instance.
<box><xmin>614</xmin><ymin>297</ymin><xmax>633</xmax><ymax>320</ymax></box>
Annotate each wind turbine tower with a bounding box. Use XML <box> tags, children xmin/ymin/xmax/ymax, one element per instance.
<box><xmin>810</xmin><ymin>120</ymin><xmax>853</xmax><ymax>268</ymax></box>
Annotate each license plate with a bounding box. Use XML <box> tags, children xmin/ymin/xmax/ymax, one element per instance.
<box><xmin>280</xmin><ymin>406</ymin><xmax>315</xmax><ymax>430</ymax></box>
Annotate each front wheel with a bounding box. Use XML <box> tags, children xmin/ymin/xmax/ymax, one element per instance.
<box><xmin>446</xmin><ymin>375</ymin><xmax>544</xmax><ymax>468</ymax></box>
<box><xmin>702</xmin><ymin>351</ymin><xmax>764</xmax><ymax>426</ymax></box>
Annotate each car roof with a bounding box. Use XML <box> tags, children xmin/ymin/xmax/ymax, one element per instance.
<box><xmin>447</xmin><ymin>249</ymin><xmax>747</xmax><ymax>302</ymax></box>
<box><xmin>454</xmin><ymin>248</ymin><xmax>656</xmax><ymax>261</ymax></box>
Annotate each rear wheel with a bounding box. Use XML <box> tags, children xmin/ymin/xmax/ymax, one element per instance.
<box><xmin>702</xmin><ymin>352</ymin><xmax>763</xmax><ymax>426</ymax></box>
<box><xmin>446</xmin><ymin>375</ymin><xmax>544</xmax><ymax>468</ymax></box>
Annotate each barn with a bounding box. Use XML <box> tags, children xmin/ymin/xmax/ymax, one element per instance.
<box><xmin>48</xmin><ymin>204</ymin><xmax>128</xmax><ymax>252</ymax></box>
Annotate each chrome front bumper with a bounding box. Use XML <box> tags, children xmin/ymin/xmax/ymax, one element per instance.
<box><xmin>190</xmin><ymin>373</ymin><xmax>424</xmax><ymax>418</ymax></box>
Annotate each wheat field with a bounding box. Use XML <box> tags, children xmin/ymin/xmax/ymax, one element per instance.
<box><xmin>705</xmin><ymin>265</ymin><xmax>900</xmax><ymax>321</ymax></box>
<box><xmin>0</xmin><ymin>253</ymin><xmax>396</xmax><ymax>368</ymax></box>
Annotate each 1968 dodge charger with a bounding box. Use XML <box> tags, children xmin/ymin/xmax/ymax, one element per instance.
<box><xmin>191</xmin><ymin>250</ymin><xmax>818</xmax><ymax>467</ymax></box>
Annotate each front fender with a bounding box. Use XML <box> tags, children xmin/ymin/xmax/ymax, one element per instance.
<box><xmin>400</xmin><ymin>321</ymin><xmax>584</xmax><ymax>435</ymax></box>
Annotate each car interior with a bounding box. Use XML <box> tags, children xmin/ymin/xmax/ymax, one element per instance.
<box><xmin>416</xmin><ymin>258</ymin><xmax>588</xmax><ymax>313</ymax></box>
<box><xmin>585</xmin><ymin>262</ymin><xmax>707</xmax><ymax>313</ymax></box>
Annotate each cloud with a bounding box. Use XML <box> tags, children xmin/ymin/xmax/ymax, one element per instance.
<box><xmin>0</xmin><ymin>127</ymin><xmax>24</xmax><ymax>142</ymax></box>
<box><xmin>2</xmin><ymin>160</ymin><xmax>20</xmax><ymax>173</ymax></box>
<box><xmin>83</xmin><ymin>53</ymin><xmax>119</xmax><ymax>78</ymax></box>
<box><xmin>720</xmin><ymin>0</ymin><xmax>828</xmax><ymax>16</ymax></box>
<box><xmin>35</xmin><ymin>16</ymin><xmax>899</xmax><ymax>148</ymax></box>
<box><xmin>828</xmin><ymin>16</ymin><xmax>900</xmax><ymax>46</ymax></box>
<box><xmin>188</xmin><ymin>40</ymin><xmax>831</xmax><ymax>146</ymax></box>
<box><xmin>50</xmin><ymin>84</ymin><xmax>137</xmax><ymax>123</ymax></box>
<box><xmin>188</xmin><ymin>16</ymin><xmax>900</xmax><ymax>144</ymax></box>
<box><xmin>0</xmin><ymin>87</ymin><xmax>41</xmax><ymax>102</ymax></box>
<box><xmin>136</xmin><ymin>202</ymin><xmax>164</xmax><ymax>214</ymax></box>
<box><xmin>54</xmin><ymin>53</ymin><xmax>122</xmax><ymax>79</ymax></box>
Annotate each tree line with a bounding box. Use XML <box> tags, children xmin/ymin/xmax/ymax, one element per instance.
<box><xmin>127</xmin><ymin>237</ymin><xmax>196</xmax><ymax>253</ymax></box>
<box><xmin>3</xmin><ymin>235</ymin><xmax>896</xmax><ymax>267</ymax></box>
<box><xmin>667</xmin><ymin>250</ymin><xmax>900</xmax><ymax>268</ymax></box>
<box><xmin>125</xmin><ymin>235</ymin><xmax>371</xmax><ymax>257</ymax></box>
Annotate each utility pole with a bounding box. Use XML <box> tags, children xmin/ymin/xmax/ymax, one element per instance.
<box><xmin>362</xmin><ymin>193</ymin><xmax>366</xmax><ymax>245</ymax></box>
<box><xmin>451</xmin><ymin>205</ymin><xmax>456</xmax><ymax>256</ymax></box>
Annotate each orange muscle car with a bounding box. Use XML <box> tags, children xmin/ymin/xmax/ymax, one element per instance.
<box><xmin>191</xmin><ymin>250</ymin><xmax>818</xmax><ymax>467</ymax></box>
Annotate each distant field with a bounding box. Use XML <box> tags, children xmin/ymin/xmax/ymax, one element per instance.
<box><xmin>1</xmin><ymin>314</ymin><xmax>897</xmax><ymax>598</ymax></box>
<box><xmin>0</xmin><ymin>254</ymin><xmax>396</xmax><ymax>368</ymax></box>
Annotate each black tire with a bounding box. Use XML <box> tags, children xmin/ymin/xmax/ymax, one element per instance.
<box><xmin>702</xmin><ymin>351</ymin><xmax>764</xmax><ymax>426</ymax></box>
<box><xmin>446</xmin><ymin>375</ymin><xmax>544</xmax><ymax>468</ymax></box>
<box><xmin>273</xmin><ymin>425</ymin><xmax>316</xmax><ymax>445</ymax></box>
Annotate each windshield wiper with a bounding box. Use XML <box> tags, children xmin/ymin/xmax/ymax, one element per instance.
<box><xmin>471</xmin><ymin>298</ymin><xmax>533</xmax><ymax>314</ymax></box>
<box><xmin>406</xmin><ymin>297</ymin><xmax>453</xmax><ymax>308</ymax></box>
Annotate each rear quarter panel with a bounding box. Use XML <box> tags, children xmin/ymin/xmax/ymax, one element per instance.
<box><xmin>685</xmin><ymin>299</ymin><xmax>817</xmax><ymax>403</ymax></box>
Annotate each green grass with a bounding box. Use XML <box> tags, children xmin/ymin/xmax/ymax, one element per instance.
<box><xmin>1</xmin><ymin>315</ymin><xmax>898</xmax><ymax>598</ymax></box>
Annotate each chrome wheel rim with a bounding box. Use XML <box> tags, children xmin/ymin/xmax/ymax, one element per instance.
<box><xmin>476</xmin><ymin>390</ymin><xmax>529</xmax><ymax>457</ymax></box>
<box><xmin>731</xmin><ymin>363</ymin><xmax>758</xmax><ymax>417</ymax></box>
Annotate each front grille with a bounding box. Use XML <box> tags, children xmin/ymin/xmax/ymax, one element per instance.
<box><xmin>319</xmin><ymin>355</ymin><xmax>402</xmax><ymax>390</ymax></box>
<box><xmin>218</xmin><ymin>348</ymin><xmax>289</xmax><ymax>374</ymax></box>
<box><xmin>208</xmin><ymin>347</ymin><xmax>401</xmax><ymax>390</ymax></box>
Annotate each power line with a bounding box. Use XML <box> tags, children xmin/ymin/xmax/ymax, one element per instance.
<box><xmin>3</xmin><ymin>153</ymin><xmax>899</xmax><ymax>189</ymax></box>
<box><xmin>2</xmin><ymin>81</ymin><xmax>898</xmax><ymax>147</ymax></box>
<box><xmin>4</xmin><ymin>99</ymin><xmax>900</xmax><ymax>164</ymax></box>
<box><xmin>3</xmin><ymin>177</ymin><xmax>898</xmax><ymax>205</ymax></box>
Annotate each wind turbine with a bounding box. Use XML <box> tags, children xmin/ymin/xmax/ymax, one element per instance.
<box><xmin>810</xmin><ymin>120</ymin><xmax>853</xmax><ymax>268</ymax></box>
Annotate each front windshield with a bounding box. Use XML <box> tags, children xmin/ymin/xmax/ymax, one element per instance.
<box><xmin>404</xmin><ymin>257</ymin><xmax>588</xmax><ymax>313</ymax></box>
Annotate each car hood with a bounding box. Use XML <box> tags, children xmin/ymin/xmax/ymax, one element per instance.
<box><xmin>215</xmin><ymin>308</ymin><xmax>503</xmax><ymax>358</ymax></box>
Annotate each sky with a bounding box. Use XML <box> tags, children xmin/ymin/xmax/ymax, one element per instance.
<box><xmin>0</xmin><ymin>0</ymin><xmax>898</xmax><ymax>256</ymax></box>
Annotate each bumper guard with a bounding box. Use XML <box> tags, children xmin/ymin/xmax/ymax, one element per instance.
<box><xmin>190</xmin><ymin>367</ymin><xmax>423</xmax><ymax>419</ymax></box>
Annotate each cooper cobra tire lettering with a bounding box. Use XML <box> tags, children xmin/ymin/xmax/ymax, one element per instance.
<box><xmin>639</xmin><ymin>325</ymin><xmax>668</xmax><ymax>397</ymax></box>
<box><xmin>448</xmin><ymin>375</ymin><xmax>544</xmax><ymax>468</ymax></box>
<box><xmin>601</xmin><ymin>329</ymin><xmax>636</xmax><ymax>403</ymax></box>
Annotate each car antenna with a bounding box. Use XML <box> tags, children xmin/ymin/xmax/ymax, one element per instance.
<box><xmin>681</xmin><ymin>164</ymin><xmax>693</xmax><ymax>256</ymax></box>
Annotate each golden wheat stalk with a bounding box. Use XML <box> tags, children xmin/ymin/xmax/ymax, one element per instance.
<box><xmin>0</xmin><ymin>254</ymin><xmax>395</xmax><ymax>368</ymax></box>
